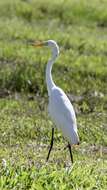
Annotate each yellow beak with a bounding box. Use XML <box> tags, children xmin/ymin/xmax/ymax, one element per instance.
<box><xmin>28</xmin><ymin>40</ymin><xmax>47</xmax><ymax>47</ymax></box>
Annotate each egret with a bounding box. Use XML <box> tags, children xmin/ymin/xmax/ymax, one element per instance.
<box><xmin>30</xmin><ymin>40</ymin><xmax>79</xmax><ymax>163</ymax></box>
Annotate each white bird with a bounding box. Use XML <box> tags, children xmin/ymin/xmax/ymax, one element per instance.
<box><xmin>30</xmin><ymin>40</ymin><xmax>79</xmax><ymax>163</ymax></box>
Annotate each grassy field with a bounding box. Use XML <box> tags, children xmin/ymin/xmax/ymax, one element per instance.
<box><xmin>0</xmin><ymin>0</ymin><xmax>107</xmax><ymax>189</ymax></box>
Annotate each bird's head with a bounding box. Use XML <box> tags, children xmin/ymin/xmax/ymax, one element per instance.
<box><xmin>29</xmin><ymin>40</ymin><xmax>59</xmax><ymax>59</ymax></box>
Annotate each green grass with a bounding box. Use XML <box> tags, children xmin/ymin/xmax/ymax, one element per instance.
<box><xmin>0</xmin><ymin>0</ymin><xmax>107</xmax><ymax>189</ymax></box>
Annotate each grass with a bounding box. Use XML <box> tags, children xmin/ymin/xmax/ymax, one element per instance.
<box><xmin>0</xmin><ymin>0</ymin><xmax>107</xmax><ymax>189</ymax></box>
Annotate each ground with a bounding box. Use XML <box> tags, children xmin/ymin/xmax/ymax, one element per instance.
<box><xmin>0</xmin><ymin>0</ymin><xmax>107</xmax><ymax>189</ymax></box>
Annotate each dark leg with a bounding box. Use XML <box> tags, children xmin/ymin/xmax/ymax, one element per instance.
<box><xmin>46</xmin><ymin>128</ymin><xmax>54</xmax><ymax>161</ymax></box>
<box><xmin>68</xmin><ymin>143</ymin><xmax>73</xmax><ymax>163</ymax></box>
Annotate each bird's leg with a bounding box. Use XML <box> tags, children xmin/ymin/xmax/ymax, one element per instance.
<box><xmin>46</xmin><ymin>128</ymin><xmax>54</xmax><ymax>161</ymax></box>
<box><xmin>68</xmin><ymin>143</ymin><xmax>73</xmax><ymax>163</ymax></box>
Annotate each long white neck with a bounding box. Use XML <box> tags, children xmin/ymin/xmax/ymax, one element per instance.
<box><xmin>46</xmin><ymin>58</ymin><xmax>56</xmax><ymax>96</ymax></box>
<box><xmin>45</xmin><ymin>41</ymin><xmax>59</xmax><ymax>96</ymax></box>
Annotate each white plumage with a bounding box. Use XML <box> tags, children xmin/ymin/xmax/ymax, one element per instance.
<box><xmin>31</xmin><ymin>39</ymin><xmax>79</xmax><ymax>163</ymax></box>
<box><xmin>45</xmin><ymin>40</ymin><xmax>79</xmax><ymax>145</ymax></box>
<box><xmin>48</xmin><ymin>86</ymin><xmax>79</xmax><ymax>145</ymax></box>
